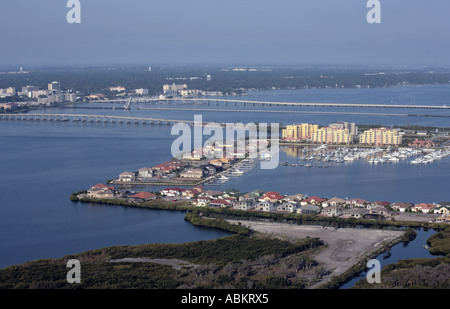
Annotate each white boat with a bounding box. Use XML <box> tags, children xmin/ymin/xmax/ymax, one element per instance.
<box><xmin>231</xmin><ymin>169</ymin><xmax>244</xmax><ymax>175</ymax></box>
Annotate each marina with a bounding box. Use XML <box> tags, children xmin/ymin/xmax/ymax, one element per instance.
<box><xmin>203</xmin><ymin>158</ymin><xmax>258</xmax><ymax>185</ymax></box>
<box><xmin>281</xmin><ymin>144</ymin><xmax>450</xmax><ymax>168</ymax></box>
<box><xmin>410</xmin><ymin>149</ymin><xmax>450</xmax><ymax>165</ymax></box>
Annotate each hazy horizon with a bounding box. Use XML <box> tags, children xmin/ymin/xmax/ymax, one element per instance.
<box><xmin>1</xmin><ymin>0</ymin><xmax>449</xmax><ymax>67</ymax></box>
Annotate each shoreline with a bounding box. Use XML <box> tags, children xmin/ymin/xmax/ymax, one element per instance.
<box><xmin>225</xmin><ymin>220</ymin><xmax>406</xmax><ymax>289</ymax></box>
<box><xmin>0</xmin><ymin>196</ymin><xmax>445</xmax><ymax>289</ymax></box>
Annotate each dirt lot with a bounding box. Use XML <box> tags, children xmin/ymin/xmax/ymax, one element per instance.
<box><xmin>394</xmin><ymin>213</ymin><xmax>438</xmax><ymax>222</ymax></box>
<box><xmin>228</xmin><ymin>220</ymin><xmax>404</xmax><ymax>288</ymax></box>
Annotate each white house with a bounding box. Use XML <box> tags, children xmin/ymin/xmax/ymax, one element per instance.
<box><xmin>118</xmin><ymin>171</ymin><xmax>136</xmax><ymax>182</ymax></box>
<box><xmin>160</xmin><ymin>188</ymin><xmax>185</xmax><ymax>197</ymax></box>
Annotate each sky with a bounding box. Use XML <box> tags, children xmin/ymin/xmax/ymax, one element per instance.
<box><xmin>0</xmin><ymin>0</ymin><xmax>449</xmax><ymax>66</ymax></box>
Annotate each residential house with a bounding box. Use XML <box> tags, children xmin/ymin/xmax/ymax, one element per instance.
<box><xmin>297</xmin><ymin>205</ymin><xmax>321</xmax><ymax>215</ymax></box>
<box><xmin>128</xmin><ymin>192</ymin><xmax>157</xmax><ymax>202</ymax></box>
<box><xmin>152</xmin><ymin>160</ymin><xmax>185</xmax><ymax>177</ymax></box>
<box><xmin>321</xmin><ymin>206</ymin><xmax>344</xmax><ymax>217</ymax></box>
<box><xmin>244</xmin><ymin>190</ymin><xmax>265</xmax><ymax>200</ymax></box>
<box><xmin>182</xmin><ymin>187</ymin><xmax>204</xmax><ymax>198</ymax></box>
<box><xmin>322</xmin><ymin>197</ymin><xmax>347</xmax><ymax>208</ymax></box>
<box><xmin>341</xmin><ymin>208</ymin><xmax>369</xmax><ymax>219</ymax></box>
<box><xmin>256</xmin><ymin>201</ymin><xmax>275</xmax><ymax>212</ymax></box>
<box><xmin>192</xmin><ymin>197</ymin><xmax>211</xmax><ymax>207</ymax></box>
<box><xmin>87</xmin><ymin>184</ymin><xmax>115</xmax><ymax>199</ymax></box>
<box><xmin>160</xmin><ymin>188</ymin><xmax>185</xmax><ymax>197</ymax></box>
<box><xmin>259</xmin><ymin>191</ymin><xmax>285</xmax><ymax>203</ymax></box>
<box><xmin>371</xmin><ymin>201</ymin><xmax>391</xmax><ymax>208</ymax></box>
<box><xmin>209</xmin><ymin>159</ymin><xmax>224</xmax><ymax>168</ymax></box>
<box><xmin>223</xmin><ymin>189</ymin><xmax>241</xmax><ymax>198</ymax></box>
<box><xmin>347</xmin><ymin>198</ymin><xmax>369</xmax><ymax>208</ymax></box>
<box><xmin>277</xmin><ymin>202</ymin><xmax>299</xmax><ymax>213</ymax></box>
<box><xmin>209</xmin><ymin>199</ymin><xmax>232</xmax><ymax>208</ymax></box>
<box><xmin>201</xmin><ymin>190</ymin><xmax>223</xmax><ymax>199</ymax></box>
<box><xmin>179</xmin><ymin>168</ymin><xmax>205</xmax><ymax>179</ymax></box>
<box><xmin>367</xmin><ymin>205</ymin><xmax>391</xmax><ymax>219</ymax></box>
<box><xmin>408</xmin><ymin>139</ymin><xmax>435</xmax><ymax>149</ymax></box>
<box><xmin>434</xmin><ymin>216</ymin><xmax>450</xmax><ymax>224</ymax></box>
<box><xmin>118</xmin><ymin>171</ymin><xmax>136</xmax><ymax>182</ymax></box>
<box><xmin>138</xmin><ymin>167</ymin><xmax>154</xmax><ymax>181</ymax></box>
<box><xmin>202</xmin><ymin>164</ymin><xmax>218</xmax><ymax>176</ymax></box>
<box><xmin>282</xmin><ymin>194</ymin><xmax>305</xmax><ymax>203</ymax></box>
<box><xmin>411</xmin><ymin>203</ymin><xmax>436</xmax><ymax>214</ymax></box>
<box><xmin>234</xmin><ymin>199</ymin><xmax>256</xmax><ymax>211</ymax></box>
<box><xmin>433</xmin><ymin>205</ymin><xmax>449</xmax><ymax>216</ymax></box>
<box><xmin>391</xmin><ymin>202</ymin><xmax>413</xmax><ymax>213</ymax></box>
<box><xmin>301</xmin><ymin>196</ymin><xmax>327</xmax><ymax>206</ymax></box>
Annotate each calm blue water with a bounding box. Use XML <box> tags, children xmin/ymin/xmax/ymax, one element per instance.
<box><xmin>54</xmin><ymin>84</ymin><xmax>450</xmax><ymax>127</ymax></box>
<box><xmin>0</xmin><ymin>85</ymin><xmax>449</xmax><ymax>270</ymax></box>
<box><xmin>0</xmin><ymin>123</ymin><xmax>231</xmax><ymax>269</ymax></box>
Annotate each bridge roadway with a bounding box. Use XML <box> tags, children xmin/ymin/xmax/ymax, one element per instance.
<box><xmin>136</xmin><ymin>107</ymin><xmax>450</xmax><ymax>118</ymax></box>
<box><xmin>89</xmin><ymin>97</ymin><xmax>450</xmax><ymax>110</ymax></box>
<box><xmin>0</xmin><ymin>113</ymin><xmax>204</xmax><ymax>126</ymax></box>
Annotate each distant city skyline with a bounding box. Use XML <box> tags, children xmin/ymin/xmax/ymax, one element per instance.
<box><xmin>0</xmin><ymin>0</ymin><xmax>449</xmax><ymax>66</ymax></box>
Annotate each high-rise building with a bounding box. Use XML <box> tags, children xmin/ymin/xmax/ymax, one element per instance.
<box><xmin>311</xmin><ymin>127</ymin><xmax>353</xmax><ymax>144</ymax></box>
<box><xmin>359</xmin><ymin>128</ymin><xmax>402</xmax><ymax>146</ymax></box>
<box><xmin>329</xmin><ymin>121</ymin><xmax>358</xmax><ymax>136</ymax></box>
<box><xmin>48</xmin><ymin>81</ymin><xmax>60</xmax><ymax>92</ymax></box>
<box><xmin>282</xmin><ymin>123</ymin><xmax>318</xmax><ymax>141</ymax></box>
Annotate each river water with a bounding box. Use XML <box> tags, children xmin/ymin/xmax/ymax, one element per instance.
<box><xmin>340</xmin><ymin>228</ymin><xmax>439</xmax><ymax>289</ymax></box>
<box><xmin>0</xmin><ymin>84</ymin><xmax>449</xmax><ymax>272</ymax></box>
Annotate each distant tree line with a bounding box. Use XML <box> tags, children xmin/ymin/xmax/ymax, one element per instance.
<box><xmin>2</xmin><ymin>65</ymin><xmax>450</xmax><ymax>98</ymax></box>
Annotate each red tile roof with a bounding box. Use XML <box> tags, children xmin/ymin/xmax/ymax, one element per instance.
<box><xmin>210</xmin><ymin>199</ymin><xmax>230</xmax><ymax>205</ymax></box>
<box><xmin>262</xmin><ymin>191</ymin><xmax>285</xmax><ymax>200</ymax></box>
<box><xmin>304</xmin><ymin>196</ymin><xmax>327</xmax><ymax>203</ymax></box>
<box><xmin>161</xmin><ymin>188</ymin><xmax>186</xmax><ymax>192</ymax></box>
<box><xmin>413</xmin><ymin>203</ymin><xmax>436</xmax><ymax>210</ymax></box>
<box><xmin>92</xmin><ymin>183</ymin><xmax>115</xmax><ymax>190</ymax></box>
<box><xmin>131</xmin><ymin>192</ymin><xmax>156</xmax><ymax>199</ymax></box>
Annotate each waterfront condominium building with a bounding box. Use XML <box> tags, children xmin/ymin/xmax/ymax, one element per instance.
<box><xmin>359</xmin><ymin>128</ymin><xmax>402</xmax><ymax>146</ymax></box>
<box><xmin>48</xmin><ymin>81</ymin><xmax>60</xmax><ymax>92</ymax></box>
<box><xmin>282</xmin><ymin>123</ymin><xmax>319</xmax><ymax>141</ymax></box>
<box><xmin>311</xmin><ymin>127</ymin><xmax>354</xmax><ymax>145</ymax></box>
<box><xmin>329</xmin><ymin>121</ymin><xmax>358</xmax><ymax>136</ymax></box>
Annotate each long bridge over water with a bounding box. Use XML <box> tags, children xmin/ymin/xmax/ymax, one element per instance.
<box><xmin>89</xmin><ymin>96</ymin><xmax>450</xmax><ymax>110</ymax></box>
<box><xmin>0</xmin><ymin>113</ymin><xmax>200</xmax><ymax>126</ymax></box>
<box><xmin>136</xmin><ymin>107</ymin><xmax>450</xmax><ymax>118</ymax></box>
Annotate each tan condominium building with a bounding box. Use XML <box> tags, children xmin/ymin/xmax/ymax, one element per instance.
<box><xmin>282</xmin><ymin>123</ymin><xmax>319</xmax><ymax>141</ymax></box>
<box><xmin>359</xmin><ymin>128</ymin><xmax>402</xmax><ymax>146</ymax></box>
<box><xmin>311</xmin><ymin>127</ymin><xmax>354</xmax><ymax>145</ymax></box>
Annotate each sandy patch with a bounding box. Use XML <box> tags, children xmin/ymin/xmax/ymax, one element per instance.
<box><xmin>109</xmin><ymin>258</ymin><xmax>199</xmax><ymax>270</ymax></box>
<box><xmin>228</xmin><ymin>220</ymin><xmax>404</xmax><ymax>288</ymax></box>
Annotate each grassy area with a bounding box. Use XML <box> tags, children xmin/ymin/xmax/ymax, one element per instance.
<box><xmin>0</xmin><ymin>233</ymin><xmax>324</xmax><ymax>289</ymax></box>
<box><xmin>352</xmin><ymin>255</ymin><xmax>450</xmax><ymax>289</ymax></box>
